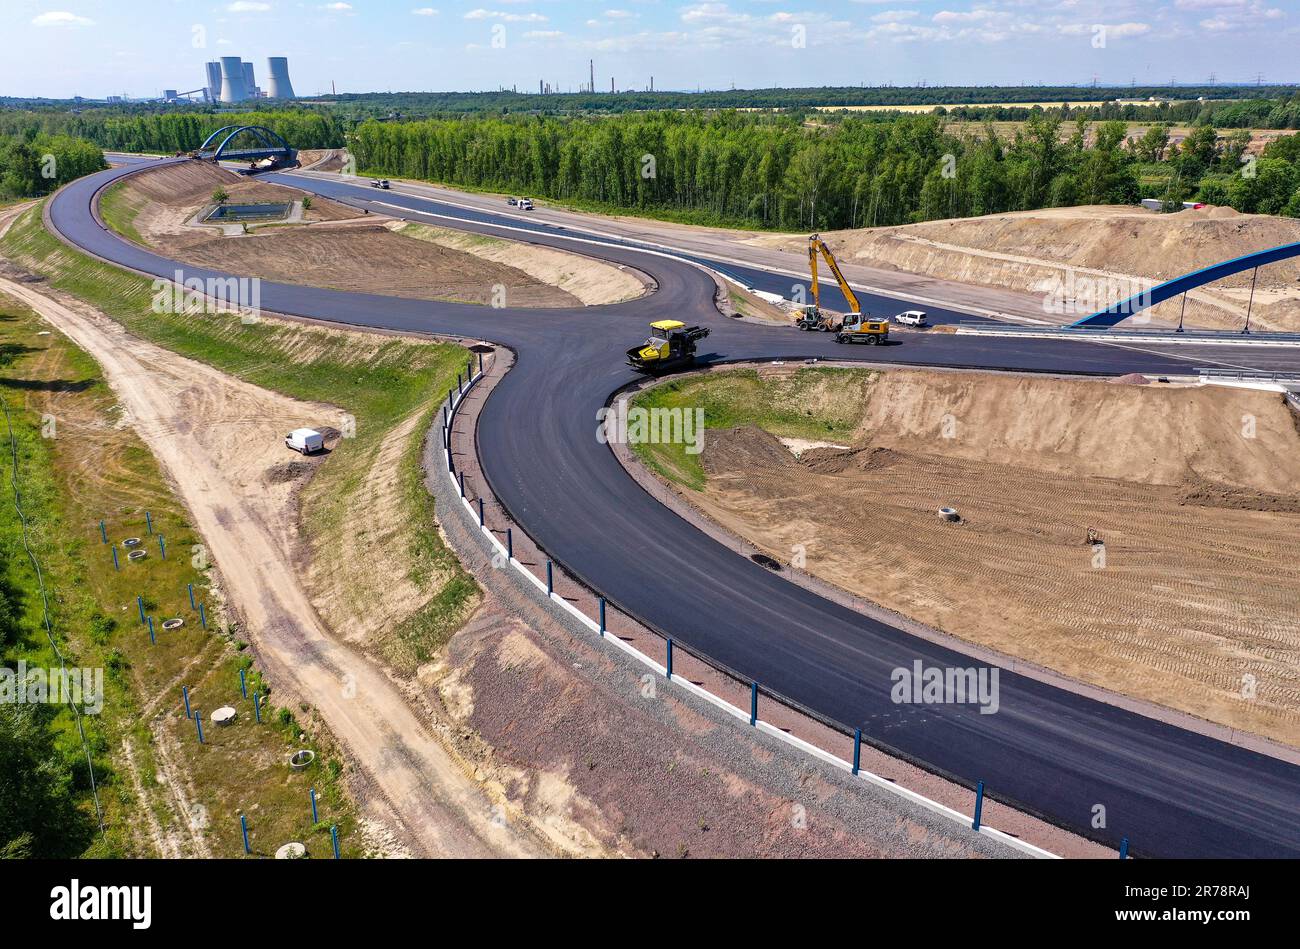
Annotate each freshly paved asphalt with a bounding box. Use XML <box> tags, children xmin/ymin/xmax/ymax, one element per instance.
<box><xmin>48</xmin><ymin>157</ymin><xmax>1300</xmax><ymax>857</ymax></box>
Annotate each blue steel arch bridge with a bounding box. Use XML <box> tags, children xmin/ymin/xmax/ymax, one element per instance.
<box><xmin>192</xmin><ymin>125</ymin><xmax>297</xmax><ymax>170</ymax></box>
<box><xmin>1071</xmin><ymin>240</ymin><xmax>1300</xmax><ymax>333</ymax></box>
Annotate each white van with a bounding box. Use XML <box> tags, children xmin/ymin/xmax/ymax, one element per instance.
<box><xmin>285</xmin><ymin>428</ymin><xmax>325</xmax><ymax>454</ymax></box>
<box><xmin>518</xmin><ymin>198</ymin><xmax>534</xmax><ymax>210</ymax></box>
<box><xmin>894</xmin><ymin>310</ymin><xmax>928</xmax><ymax>326</ymax></box>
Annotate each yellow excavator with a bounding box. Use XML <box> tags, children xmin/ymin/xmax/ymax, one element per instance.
<box><xmin>798</xmin><ymin>234</ymin><xmax>890</xmax><ymax>345</ymax></box>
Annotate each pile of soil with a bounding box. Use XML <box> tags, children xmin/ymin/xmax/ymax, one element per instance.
<box><xmin>671</xmin><ymin>368</ymin><xmax>1300</xmax><ymax>747</ymax></box>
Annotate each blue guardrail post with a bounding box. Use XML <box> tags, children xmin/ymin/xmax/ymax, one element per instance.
<box><xmin>852</xmin><ymin>728</ymin><xmax>862</xmax><ymax>776</ymax></box>
<box><xmin>972</xmin><ymin>781</ymin><xmax>985</xmax><ymax>831</ymax></box>
<box><xmin>750</xmin><ymin>682</ymin><xmax>758</xmax><ymax>726</ymax></box>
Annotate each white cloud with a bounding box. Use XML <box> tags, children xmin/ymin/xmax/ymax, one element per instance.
<box><xmin>31</xmin><ymin>10</ymin><xmax>94</xmax><ymax>27</ymax></box>
<box><xmin>604</xmin><ymin>9</ymin><xmax>638</xmax><ymax>18</ymax></box>
<box><xmin>871</xmin><ymin>10</ymin><xmax>917</xmax><ymax>23</ymax></box>
<box><xmin>411</xmin><ymin>6</ymin><xmax>438</xmax><ymax>14</ymax></box>
<box><xmin>464</xmin><ymin>8</ymin><xmax>547</xmax><ymax>21</ymax></box>
<box><xmin>226</xmin><ymin>1</ymin><xmax>271</xmax><ymax>11</ymax></box>
<box><xmin>320</xmin><ymin>2</ymin><xmax>352</xmax><ymax>9</ymax></box>
<box><xmin>524</xmin><ymin>29</ymin><xmax>563</xmax><ymax>38</ymax></box>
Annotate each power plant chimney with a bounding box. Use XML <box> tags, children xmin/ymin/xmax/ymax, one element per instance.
<box><xmin>218</xmin><ymin>56</ymin><xmax>249</xmax><ymax>102</ymax></box>
<box><xmin>589</xmin><ymin>59</ymin><xmax>594</xmax><ymax>93</ymax></box>
<box><xmin>266</xmin><ymin>57</ymin><xmax>295</xmax><ymax>99</ymax></box>
<box><xmin>241</xmin><ymin>61</ymin><xmax>257</xmax><ymax>98</ymax></box>
<box><xmin>205</xmin><ymin>61</ymin><xmax>223</xmax><ymax>103</ymax></box>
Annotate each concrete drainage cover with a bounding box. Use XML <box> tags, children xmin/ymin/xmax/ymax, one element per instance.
<box><xmin>127</xmin><ymin>549</ymin><xmax>147</xmax><ymax>561</ymax></box>
<box><xmin>288</xmin><ymin>749</ymin><xmax>315</xmax><ymax>770</ymax></box>
<box><xmin>275</xmin><ymin>842</ymin><xmax>308</xmax><ymax>860</ymax></box>
<box><xmin>122</xmin><ymin>537</ymin><xmax>142</xmax><ymax>548</ymax></box>
<box><xmin>211</xmin><ymin>706</ymin><xmax>237</xmax><ymax>726</ymax></box>
<box><xmin>939</xmin><ymin>507</ymin><xmax>961</xmax><ymax>522</ymax></box>
<box><xmin>162</xmin><ymin>617</ymin><xmax>184</xmax><ymax>630</ymax></box>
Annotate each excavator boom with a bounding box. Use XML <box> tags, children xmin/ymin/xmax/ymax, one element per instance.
<box><xmin>808</xmin><ymin>234</ymin><xmax>861</xmax><ymax>315</ymax></box>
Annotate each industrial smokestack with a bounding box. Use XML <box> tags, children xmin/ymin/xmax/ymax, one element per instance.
<box><xmin>218</xmin><ymin>56</ymin><xmax>248</xmax><ymax>102</ymax></box>
<box><xmin>205</xmin><ymin>61</ymin><xmax>222</xmax><ymax>102</ymax></box>
<box><xmin>589</xmin><ymin>59</ymin><xmax>594</xmax><ymax>93</ymax></box>
<box><xmin>241</xmin><ymin>61</ymin><xmax>257</xmax><ymax>98</ymax></box>
<box><xmin>267</xmin><ymin>57</ymin><xmax>295</xmax><ymax>99</ymax></box>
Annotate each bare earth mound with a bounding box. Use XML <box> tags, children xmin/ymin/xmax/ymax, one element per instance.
<box><xmin>685</xmin><ymin>369</ymin><xmax>1300</xmax><ymax>747</ymax></box>
<box><xmin>113</xmin><ymin>161</ymin><xmax>626</xmax><ymax>307</ymax></box>
<box><xmin>750</xmin><ymin>205</ymin><xmax>1300</xmax><ymax>331</ymax></box>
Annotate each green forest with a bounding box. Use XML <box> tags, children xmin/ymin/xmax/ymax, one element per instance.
<box><xmin>0</xmin><ymin>134</ymin><xmax>104</xmax><ymax>200</ymax></box>
<box><xmin>352</xmin><ymin>111</ymin><xmax>1300</xmax><ymax>229</ymax></box>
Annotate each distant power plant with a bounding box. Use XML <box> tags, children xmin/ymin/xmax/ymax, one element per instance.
<box><xmin>203</xmin><ymin>56</ymin><xmax>296</xmax><ymax>103</ymax></box>
<box><xmin>266</xmin><ymin>57</ymin><xmax>295</xmax><ymax>99</ymax></box>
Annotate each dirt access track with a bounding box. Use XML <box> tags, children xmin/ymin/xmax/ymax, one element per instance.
<box><xmin>113</xmin><ymin>160</ymin><xmax>645</xmax><ymax>307</ymax></box>
<box><xmin>0</xmin><ymin>276</ymin><xmax>552</xmax><ymax>858</ymax></box>
<box><xmin>674</xmin><ymin>366</ymin><xmax>1300</xmax><ymax>748</ymax></box>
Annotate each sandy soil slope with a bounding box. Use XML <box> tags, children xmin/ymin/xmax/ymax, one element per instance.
<box><xmin>117</xmin><ymin>161</ymin><xmax>633</xmax><ymax>307</ymax></box>
<box><xmin>0</xmin><ymin>277</ymin><xmax>551</xmax><ymax>857</ymax></box>
<box><xmin>675</xmin><ymin>368</ymin><xmax>1300</xmax><ymax>746</ymax></box>
<box><xmin>749</xmin><ymin>205</ymin><xmax>1300</xmax><ymax>330</ymax></box>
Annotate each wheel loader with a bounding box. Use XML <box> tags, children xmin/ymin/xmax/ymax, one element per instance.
<box><xmin>626</xmin><ymin>319</ymin><xmax>710</xmax><ymax>374</ymax></box>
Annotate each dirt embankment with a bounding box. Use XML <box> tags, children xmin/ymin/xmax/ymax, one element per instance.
<box><xmin>749</xmin><ymin>205</ymin><xmax>1300</xmax><ymax>331</ymax></box>
<box><xmin>114</xmin><ymin>161</ymin><xmax>635</xmax><ymax>308</ymax></box>
<box><xmin>685</xmin><ymin>368</ymin><xmax>1300</xmax><ymax>747</ymax></box>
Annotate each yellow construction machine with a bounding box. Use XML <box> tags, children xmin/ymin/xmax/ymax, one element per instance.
<box><xmin>626</xmin><ymin>319</ymin><xmax>711</xmax><ymax>374</ymax></box>
<box><xmin>798</xmin><ymin>234</ymin><xmax>890</xmax><ymax>345</ymax></box>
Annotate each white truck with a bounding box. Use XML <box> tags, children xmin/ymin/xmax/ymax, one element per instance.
<box><xmin>894</xmin><ymin>309</ymin><xmax>928</xmax><ymax>327</ymax></box>
<box><xmin>285</xmin><ymin>428</ymin><xmax>325</xmax><ymax>455</ymax></box>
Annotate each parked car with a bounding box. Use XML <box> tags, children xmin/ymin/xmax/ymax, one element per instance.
<box><xmin>506</xmin><ymin>197</ymin><xmax>518</xmax><ymax>206</ymax></box>
<box><xmin>285</xmin><ymin>428</ymin><xmax>325</xmax><ymax>455</ymax></box>
<box><xmin>894</xmin><ymin>309</ymin><xmax>928</xmax><ymax>327</ymax></box>
<box><xmin>518</xmin><ymin>198</ymin><xmax>534</xmax><ymax>210</ymax></box>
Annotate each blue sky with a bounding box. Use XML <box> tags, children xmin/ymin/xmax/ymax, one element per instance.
<box><xmin>3</xmin><ymin>0</ymin><xmax>1297</xmax><ymax>99</ymax></box>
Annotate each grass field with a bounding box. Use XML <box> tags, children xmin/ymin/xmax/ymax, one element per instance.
<box><xmin>629</xmin><ymin>367</ymin><xmax>873</xmax><ymax>490</ymax></box>
<box><xmin>0</xmin><ymin>288</ymin><xmax>358</xmax><ymax>857</ymax></box>
<box><xmin>1</xmin><ymin>204</ymin><xmax>479</xmax><ymax>671</ymax></box>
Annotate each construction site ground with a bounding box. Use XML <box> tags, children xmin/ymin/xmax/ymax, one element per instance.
<box><xmin>322</xmin><ymin>168</ymin><xmax>1300</xmax><ymax>330</ymax></box>
<box><xmin>632</xmin><ymin>365</ymin><xmax>1300</xmax><ymax>749</ymax></box>
<box><xmin>109</xmin><ymin>160</ymin><xmax>643</xmax><ymax>308</ymax></box>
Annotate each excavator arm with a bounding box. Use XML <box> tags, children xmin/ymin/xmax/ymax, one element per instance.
<box><xmin>808</xmin><ymin>234</ymin><xmax>861</xmax><ymax>315</ymax></box>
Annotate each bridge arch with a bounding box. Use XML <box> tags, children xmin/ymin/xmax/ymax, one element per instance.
<box><xmin>1070</xmin><ymin>240</ymin><xmax>1300</xmax><ymax>328</ymax></box>
<box><xmin>196</xmin><ymin>125</ymin><xmax>294</xmax><ymax>162</ymax></box>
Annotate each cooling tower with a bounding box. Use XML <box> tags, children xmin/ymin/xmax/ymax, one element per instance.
<box><xmin>266</xmin><ymin>57</ymin><xmax>295</xmax><ymax>99</ymax></box>
<box><xmin>241</xmin><ymin>61</ymin><xmax>257</xmax><ymax>97</ymax></box>
<box><xmin>205</xmin><ymin>61</ymin><xmax>222</xmax><ymax>102</ymax></box>
<box><xmin>218</xmin><ymin>57</ymin><xmax>248</xmax><ymax>103</ymax></box>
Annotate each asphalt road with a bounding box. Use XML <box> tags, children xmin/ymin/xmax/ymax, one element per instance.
<box><xmin>50</xmin><ymin>158</ymin><xmax>1300</xmax><ymax>858</ymax></box>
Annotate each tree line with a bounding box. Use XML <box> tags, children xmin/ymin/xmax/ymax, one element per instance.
<box><xmin>351</xmin><ymin>110</ymin><xmax>1300</xmax><ymax>230</ymax></box>
<box><xmin>0</xmin><ymin>109</ymin><xmax>345</xmax><ymax>155</ymax></box>
<box><xmin>0</xmin><ymin>134</ymin><xmax>105</xmax><ymax>199</ymax></box>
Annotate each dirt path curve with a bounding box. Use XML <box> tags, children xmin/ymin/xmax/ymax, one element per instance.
<box><xmin>0</xmin><ymin>277</ymin><xmax>549</xmax><ymax>859</ymax></box>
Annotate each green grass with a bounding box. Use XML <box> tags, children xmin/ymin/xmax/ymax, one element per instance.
<box><xmin>1</xmin><ymin>202</ymin><xmax>480</xmax><ymax>672</ymax></box>
<box><xmin>97</xmin><ymin>180</ymin><xmax>146</xmax><ymax>246</ymax></box>
<box><xmin>629</xmin><ymin>367</ymin><xmax>875</xmax><ymax>490</ymax></box>
<box><xmin>0</xmin><ymin>290</ymin><xmax>359</xmax><ymax>856</ymax></box>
